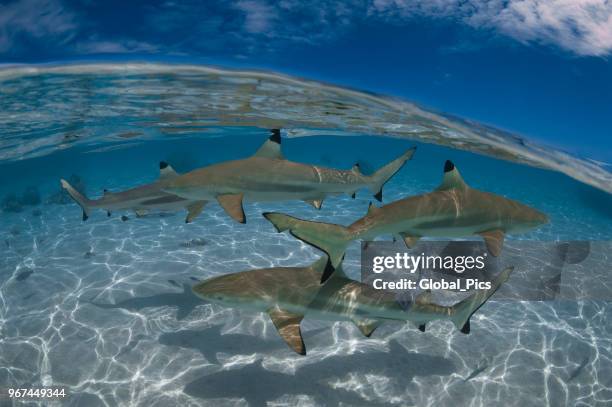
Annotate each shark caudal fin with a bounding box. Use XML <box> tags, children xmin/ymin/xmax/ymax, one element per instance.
<box><xmin>451</xmin><ymin>266</ymin><xmax>514</xmax><ymax>334</ymax></box>
<box><xmin>263</xmin><ymin>212</ymin><xmax>352</xmax><ymax>283</ymax></box>
<box><xmin>368</xmin><ymin>147</ymin><xmax>416</xmax><ymax>202</ymax></box>
<box><xmin>60</xmin><ymin>179</ymin><xmax>93</xmax><ymax>221</ymax></box>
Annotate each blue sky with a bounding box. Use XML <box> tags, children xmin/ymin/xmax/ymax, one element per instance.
<box><xmin>1</xmin><ymin>0</ymin><xmax>611</xmax><ymax>161</ymax></box>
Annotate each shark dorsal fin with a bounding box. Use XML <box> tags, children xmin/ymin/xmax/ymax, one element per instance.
<box><xmin>159</xmin><ymin>161</ymin><xmax>179</xmax><ymax>180</ymax></box>
<box><xmin>268</xmin><ymin>306</ymin><xmax>305</xmax><ymax>355</ymax></box>
<box><xmin>351</xmin><ymin>163</ymin><xmax>361</xmax><ymax>175</ymax></box>
<box><xmin>437</xmin><ymin>160</ymin><xmax>468</xmax><ymax>191</ymax></box>
<box><xmin>253</xmin><ymin>129</ymin><xmax>284</xmax><ymax>160</ymax></box>
<box><xmin>367</xmin><ymin>202</ymin><xmax>380</xmax><ymax>216</ymax></box>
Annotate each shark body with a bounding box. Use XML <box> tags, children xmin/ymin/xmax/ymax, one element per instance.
<box><xmin>163</xmin><ymin>130</ymin><xmax>416</xmax><ymax>223</ymax></box>
<box><xmin>264</xmin><ymin>160</ymin><xmax>548</xmax><ymax>282</ymax></box>
<box><xmin>61</xmin><ymin>162</ymin><xmax>207</xmax><ymax>223</ymax></box>
<box><xmin>193</xmin><ymin>257</ymin><xmax>513</xmax><ymax>355</ymax></box>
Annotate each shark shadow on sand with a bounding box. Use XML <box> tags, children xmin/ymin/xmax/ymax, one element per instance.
<box><xmin>159</xmin><ymin>325</ymin><xmax>327</xmax><ymax>365</ymax></box>
<box><xmin>183</xmin><ymin>340</ymin><xmax>456</xmax><ymax>406</ymax></box>
<box><xmin>86</xmin><ymin>283</ymin><xmax>201</xmax><ymax>320</ymax></box>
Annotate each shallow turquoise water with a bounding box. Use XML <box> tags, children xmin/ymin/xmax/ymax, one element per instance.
<box><xmin>1</xmin><ymin>65</ymin><xmax>611</xmax><ymax>406</ymax></box>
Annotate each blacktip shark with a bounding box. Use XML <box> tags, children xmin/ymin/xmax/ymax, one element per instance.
<box><xmin>60</xmin><ymin>162</ymin><xmax>207</xmax><ymax>223</ymax></box>
<box><xmin>193</xmin><ymin>257</ymin><xmax>514</xmax><ymax>355</ymax></box>
<box><xmin>264</xmin><ymin>160</ymin><xmax>548</xmax><ymax>282</ymax></box>
<box><xmin>162</xmin><ymin>129</ymin><xmax>416</xmax><ymax>223</ymax></box>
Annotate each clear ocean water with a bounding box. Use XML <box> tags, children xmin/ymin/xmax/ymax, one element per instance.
<box><xmin>1</xmin><ymin>64</ymin><xmax>611</xmax><ymax>406</ymax></box>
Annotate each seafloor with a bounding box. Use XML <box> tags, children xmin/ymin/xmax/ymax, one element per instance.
<box><xmin>2</xmin><ymin>132</ymin><xmax>611</xmax><ymax>407</ymax></box>
<box><xmin>1</xmin><ymin>64</ymin><xmax>612</xmax><ymax>406</ymax></box>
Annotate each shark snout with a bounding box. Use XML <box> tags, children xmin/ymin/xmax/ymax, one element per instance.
<box><xmin>530</xmin><ymin>208</ymin><xmax>549</xmax><ymax>226</ymax></box>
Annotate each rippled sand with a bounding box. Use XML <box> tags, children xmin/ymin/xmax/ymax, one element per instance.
<box><xmin>1</xmin><ymin>64</ymin><xmax>611</xmax><ymax>406</ymax></box>
<box><xmin>1</xmin><ymin>176</ymin><xmax>611</xmax><ymax>406</ymax></box>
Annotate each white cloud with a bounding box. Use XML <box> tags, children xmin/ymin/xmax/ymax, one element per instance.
<box><xmin>368</xmin><ymin>0</ymin><xmax>612</xmax><ymax>56</ymax></box>
<box><xmin>0</xmin><ymin>0</ymin><xmax>610</xmax><ymax>58</ymax></box>
<box><xmin>0</xmin><ymin>0</ymin><xmax>76</xmax><ymax>52</ymax></box>
<box><xmin>234</xmin><ymin>0</ymin><xmax>278</xmax><ymax>34</ymax></box>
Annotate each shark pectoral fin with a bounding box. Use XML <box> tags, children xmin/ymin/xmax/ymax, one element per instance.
<box><xmin>478</xmin><ymin>229</ymin><xmax>505</xmax><ymax>257</ymax></box>
<box><xmin>352</xmin><ymin>318</ymin><xmax>381</xmax><ymax>337</ymax></box>
<box><xmin>135</xmin><ymin>209</ymin><xmax>148</xmax><ymax>217</ymax></box>
<box><xmin>400</xmin><ymin>233</ymin><xmax>420</xmax><ymax>248</ymax></box>
<box><xmin>451</xmin><ymin>266</ymin><xmax>514</xmax><ymax>334</ymax></box>
<box><xmin>304</xmin><ymin>199</ymin><xmax>323</xmax><ymax>210</ymax></box>
<box><xmin>268</xmin><ymin>306</ymin><xmax>306</xmax><ymax>355</ymax></box>
<box><xmin>418</xmin><ymin>323</ymin><xmax>426</xmax><ymax>332</ymax></box>
<box><xmin>159</xmin><ymin>161</ymin><xmax>179</xmax><ymax>180</ymax></box>
<box><xmin>253</xmin><ymin>129</ymin><xmax>284</xmax><ymax>159</ymax></box>
<box><xmin>217</xmin><ymin>193</ymin><xmax>246</xmax><ymax>223</ymax></box>
<box><xmin>436</xmin><ymin>160</ymin><xmax>468</xmax><ymax>191</ymax></box>
<box><xmin>185</xmin><ymin>200</ymin><xmax>207</xmax><ymax>223</ymax></box>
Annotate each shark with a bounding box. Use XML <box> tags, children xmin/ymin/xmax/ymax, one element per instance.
<box><xmin>60</xmin><ymin>162</ymin><xmax>207</xmax><ymax>223</ymax></box>
<box><xmin>162</xmin><ymin>129</ymin><xmax>416</xmax><ymax>223</ymax></box>
<box><xmin>264</xmin><ymin>160</ymin><xmax>548</xmax><ymax>282</ymax></box>
<box><xmin>193</xmin><ymin>257</ymin><xmax>513</xmax><ymax>355</ymax></box>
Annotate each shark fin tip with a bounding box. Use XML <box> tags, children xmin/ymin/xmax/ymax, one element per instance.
<box><xmin>374</xmin><ymin>190</ymin><xmax>382</xmax><ymax>202</ymax></box>
<box><xmin>269</xmin><ymin>129</ymin><xmax>281</xmax><ymax>144</ymax></box>
<box><xmin>82</xmin><ymin>211</ymin><xmax>88</xmax><ymax>221</ymax></box>
<box><xmin>460</xmin><ymin>319</ymin><xmax>471</xmax><ymax>334</ymax></box>
<box><xmin>160</xmin><ymin>161</ymin><xmax>169</xmax><ymax>169</ymax></box>
<box><xmin>444</xmin><ymin>160</ymin><xmax>455</xmax><ymax>173</ymax></box>
<box><xmin>418</xmin><ymin>324</ymin><xmax>426</xmax><ymax>332</ymax></box>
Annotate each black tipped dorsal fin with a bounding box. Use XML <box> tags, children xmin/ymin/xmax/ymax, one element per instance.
<box><xmin>351</xmin><ymin>163</ymin><xmax>361</xmax><ymax>175</ymax></box>
<box><xmin>253</xmin><ymin>129</ymin><xmax>284</xmax><ymax>159</ymax></box>
<box><xmin>159</xmin><ymin>161</ymin><xmax>179</xmax><ymax>180</ymax></box>
<box><xmin>436</xmin><ymin>160</ymin><xmax>468</xmax><ymax>191</ymax></box>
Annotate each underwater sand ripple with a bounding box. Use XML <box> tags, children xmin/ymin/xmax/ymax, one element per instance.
<box><xmin>1</xmin><ymin>194</ymin><xmax>611</xmax><ymax>406</ymax></box>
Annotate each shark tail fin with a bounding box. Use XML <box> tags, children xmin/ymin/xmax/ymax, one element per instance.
<box><xmin>450</xmin><ymin>267</ymin><xmax>514</xmax><ymax>334</ymax></box>
<box><xmin>60</xmin><ymin>179</ymin><xmax>93</xmax><ymax>221</ymax></box>
<box><xmin>263</xmin><ymin>212</ymin><xmax>352</xmax><ymax>283</ymax></box>
<box><xmin>368</xmin><ymin>147</ymin><xmax>416</xmax><ymax>202</ymax></box>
